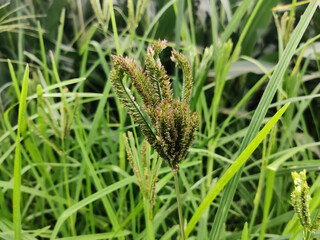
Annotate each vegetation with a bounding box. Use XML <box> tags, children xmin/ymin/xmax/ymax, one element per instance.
<box><xmin>0</xmin><ymin>0</ymin><xmax>319</xmax><ymax>239</ymax></box>
<box><xmin>291</xmin><ymin>170</ymin><xmax>320</xmax><ymax>240</ymax></box>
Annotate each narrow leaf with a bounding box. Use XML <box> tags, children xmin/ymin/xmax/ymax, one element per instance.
<box><xmin>13</xmin><ymin>65</ymin><xmax>29</xmax><ymax>240</ymax></box>
<box><xmin>185</xmin><ymin>103</ymin><xmax>290</xmax><ymax>236</ymax></box>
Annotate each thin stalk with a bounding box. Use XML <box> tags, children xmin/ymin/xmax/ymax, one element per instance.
<box><xmin>174</xmin><ymin>171</ymin><xmax>185</xmax><ymax>240</ymax></box>
<box><xmin>143</xmin><ymin>197</ymin><xmax>155</xmax><ymax>240</ymax></box>
<box><xmin>37</xmin><ymin>21</ymin><xmax>49</xmax><ymax>85</ymax></box>
<box><xmin>304</xmin><ymin>228</ymin><xmax>311</xmax><ymax>240</ymax></box>
<box><xmin>108</xmin><ymin>0</ymin><xmax>120</xmax><ymax>55</ymax></box>
<box><xmin>61</xmin><ymin>139</ymin><xmax>76</xmax><ymax>236</ymax></box>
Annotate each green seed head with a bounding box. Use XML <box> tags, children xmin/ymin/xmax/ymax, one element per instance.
<box><xmin>291</xmin><ymin>170</ymin><xmax>320</xmax><ymax>233</ymax></box>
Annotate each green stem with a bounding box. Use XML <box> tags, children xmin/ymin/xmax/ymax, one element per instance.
<box><xmin>304</xmin><ymin>227</ymin><xmax>311</xmax><ymax>240</ymax></box>
<box><xmin>143</xmin><ymin>197</ymin><xmax>155</xmax><ymax>240</ymax></box>
<box><xmin>62</xmin><ymin>139</ymin><xmax>76</xmax><ymax>236</ymax></box>
<box><xmin>174</xmin><ymin>171</ymin><xmax>185</xmax><ymax>240</ymax></box>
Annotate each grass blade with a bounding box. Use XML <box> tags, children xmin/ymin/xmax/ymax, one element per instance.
<box><xmin>185</xmin><ymin>103</ymin><xmax>290</xmax><ymax>237</ymax></box>
<box><xmin>221</xmin><ymin>0</ymin><xmax>253</xmax><ymax>43</ymax></box>
<box><xmin>108</xmin><ymin>0</ymin><xmax>120</xmax><ymax>55</ymax></box>
<box><xmin>241</xmin><ymin>222</ymin><xmax>248</xmax><ymax>240</ymax></box>
<box><xmin>13</xmin><ymin>65</ymin><xmax>29</xmax><ymax>240</ymax></box>
<box><xmin>56</xmin><ymin>231</ymin><xmax>131</xmax><ymax>240</ymax></box>
<box><xmin>7</xmin><ymin>59</ymin><xmax>20</xmax><ymax>99</ymax></box>
<box><xmin>37</xmin><ymin>21</ymin><xmax>50</xmax><ymax>84</ymax></box>
<box><xmin>54</xmin><ymin>8</ymin><xmax>65</xmax><ymax>70</ymax></box>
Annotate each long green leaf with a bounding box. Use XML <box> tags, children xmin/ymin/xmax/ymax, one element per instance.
<box><xmin>37</xmin><ymin>21</ymin><xmax>50</xmax><ymax>84</ymax></box>
<box><xmin>13</xmin><ymin>65</ymin><xmax>29</xmax><ymax>240</ymax></box>
<box><xmin>0</xmin><ymin>180</ymin><xmax>68</xmax><ymax>204</ymax></box>
<box><xmin>85</xmin><ymin>41</ymin><xmax>113</xmax><ymax>149</ymax></box>
<box><xmin>56</xmin><ymin>231</ymin><xmax>131</xmax><ymax>240</ymax></box>
<box><xmin>185</xmin><ymin>103</ymin><xmax>290</xmax><ymax>237</ymax></box>
<box><xmin>108</xmin><ymin>0</ymin><xmax>120</xmax><ymax>55</ymax></box>
<box><xmin>8</xmin><ymin>59</ymin><xmax>20</xmax><ymax>99</ymax></box>
<box><xmin>221</xmin><ymin>0</ymin><xmax>253</xmax><ymax>43</ymax></box>
<box><xmin>54</xmin><ymin>8</ymin><xmax>65</xmax><ymax>71</ymax></box>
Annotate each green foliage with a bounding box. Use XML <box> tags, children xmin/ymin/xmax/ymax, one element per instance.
<box><xmin>0</xmin><ymin>0</ymin><xmax>320</xmax><ymax>239</ymax></box>
<box><xmin>13</xmin><ymin>65</ymin><xmax>29</xmax><ymax>240</ymax></box>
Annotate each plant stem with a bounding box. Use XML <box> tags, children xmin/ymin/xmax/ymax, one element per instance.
<box><xmin>303</xmin><ymin>227</ymin><xmax>311</xmax><ymax>240</ymax></box>
<box><xmin>174</xmin><ymin>171</ymin><xmax>185</xmax><ymax>240</ymax></box>
<box><xmin>143</xmin><ymin>197</ymin><xmax>155</xmax><ymax>240</ymax></box>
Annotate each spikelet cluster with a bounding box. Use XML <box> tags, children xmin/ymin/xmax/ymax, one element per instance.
<box><xmin>110</xmin><ymin>40</ymin><xmax>199</xmax><ymax>171</ymax></box>
<box><xmin>291</xmin><ymin>170</ymin><xmax>320</xmax><ymax>233</ymax></box>
<box><xmin>123</xmin><ymin>132</ymin><xmax>161</xmax><ymax>213</ymax></box>
<box><xmin>36</xmin><ymin>85</ymin><xmax>79</xmax><ymax>140</ymax></box>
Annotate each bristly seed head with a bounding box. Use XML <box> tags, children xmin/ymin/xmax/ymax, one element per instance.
<box><xmin>291</xmin><ymin>170</ymin><xmax>320</xmax><ymax>233</ymax></box>
<box><xmin>111</xmin><ymin>39</ymin><xmax>199</xmax><ymax>171</ymax></box>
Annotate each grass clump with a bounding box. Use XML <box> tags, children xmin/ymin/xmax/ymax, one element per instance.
<box><xmin>0</xmin><ymin>0</ymin><xmax>320</xmax><ymax>239</ymax></box>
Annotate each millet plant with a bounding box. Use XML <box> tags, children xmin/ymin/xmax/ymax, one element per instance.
<box><xmin>291</xmin><ymin>170</ymin><xmax>320</xmax><ymax>240</ymax></box>
<box><xmin>110</xmin><ymin>39</ymin><xmax>198</xmax><ymax>239</ymax></box>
